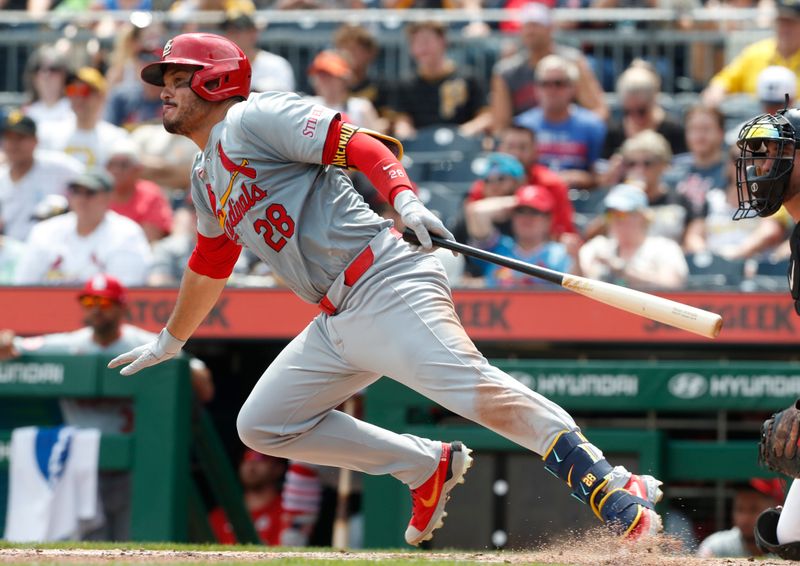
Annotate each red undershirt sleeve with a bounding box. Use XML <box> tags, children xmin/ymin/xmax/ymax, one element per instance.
<box><xmin>187</xmin><ymin>233</ymin><xmax>242</xmax><ymax>279</ymax></box>
<box><xmin>322</xmin><ymin>118</ymin><xmax>413</xmax><ymax>206</ymax></box>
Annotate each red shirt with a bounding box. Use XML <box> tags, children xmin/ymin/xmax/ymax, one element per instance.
<box><xmin>208</xmin><ymin>496</ymin><xmax>284</xmax><ymax>546</ymax></box>
<box><xmin>466</xmin><ymin>163</ymin><xmax>576</xmax><ymax>237</ymax></box>
<box><xmin>110</xmin><ymin>179</ymin><xmax>173</xmax><ymax>236</ymax></box>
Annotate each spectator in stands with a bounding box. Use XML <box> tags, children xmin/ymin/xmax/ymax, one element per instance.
<box><xmin>724</xmin><ymin>65</ymin><xmax>797</xmax><ymax>147</ymax></box>
<box><xmin>105</xmin><ymin>20</ymin><xmax>166</xmax><ymax>90</ymax></box>
<box><xmin>128</xmin><ymin>122</ymin><xmax>198</xmax><ymax>200</ymax></box>
<box><xmin>106</xmin><ymin>140</ymin><xmax>173</xmax><ymax>242</ymax></box>
<box><xmin>663</xmin><ymin>104</ymin><xmax>726</xmax><ymax>226</ymax></box>
<box><xmin>494</xmin><ymin>125</ymin><xmax>576</xmax><ymax>239</ymax></box>
<box><xmin>689</xmin><ymin>144</ymin><xmax>789</xmax><ymax>259</ymax></box>
<box><xmin>304</xmin><ymin>50</ymin><xmax>383</xmax><ymax>132</ymax></box>
<box><xmin>601</xmin><ymin>60</ymin><xmax>687</xmax><ymax>161</ymax></box>
<box><xmin>0</xmin><ymin>111</ymin><xmax>84</xmax><ymax>242</ymax></box>
<box><xmin>702</xmin><ymin>0</ymin><xmax>800</xmax><ymax>107</ymax></box>
<box><xmin>697</xmin><ymin>480</ymin><xmax>782</xmax><ymax>558</ymax></box>
<box><xmin>579</xmin><ymin>183</ymin><xmax>688</xmax><ymax>289</ymax></box>
<box><xmin>14</xmin><ymin>169</ymin><xmax>151</xmax><ymax>286</ymax></box>
<box><xmin>391</xmin><ymin>21</ymin><xmax>490</xmax><ymax>139</ymax></box>
<box><xmin>618</xmin><ymin>131</ymin><xmax>697</xmax><ymax>247</ymax></box>
<box><xmin>45</xmin><ymin>67</ymin><xmax>130</xmax><ymax>168</ymax></box>
<box><xmin>514</xmin><ymin>54</ymin><xmax>606</xmax><ymax>190</ymax></box>
<box><xmin>332</xmin><ymin>24</ymin><xmax>387</xmax><ymax>112</ymax></box>
<box><xmin>21</xmin><ymin>45</ymin><xmax>75</xmax><ymax>137</ymax></box>
<box><xmin>209</xmin><ymin>450</ymin><xmax>322</xmax><ymax>547</ymax></box>
<box><xmin>466</xmin><ymin>184</ymin><xmax>573</xmax><ymax>287</ymax></box>
<box><xmin>490</xmin><ymin>2</ymin><xmax>607</xmax><ymax>133</ymax></box>
<box><xmin>219</xmin><ymin>12</ymin><xmax>295</xmax><ymax>93</ymax></box>
<box><xmin>0</xmin><ymin>273</ymin><xmax>214</xmax><ymax>541</ymax></box>
<box><xmin>0</xmin><ymin>223</ymin><xmax>24</xmax><ymax>284</ymax></box>
<box><xmin>104</xmin><ymin>48</ymin><xmax>164</xmax><ymax>129</ymax></box>
<box><xmin>148</xmin><ymin>198</ymin><xmax>198</xmax><ymax>286</ymax></box>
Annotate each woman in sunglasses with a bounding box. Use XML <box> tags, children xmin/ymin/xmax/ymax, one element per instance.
<box><xmin>601</xmin><ymin>61</ymin><xmax>687</xmax><ymax>161</ymax></box>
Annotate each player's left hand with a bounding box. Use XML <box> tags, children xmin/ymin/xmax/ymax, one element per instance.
<box><xmin>394</xmin><ymin>190</ymin><xmax>455</xmax><ymax>252</ymax></box>
<box><xmin>108</xmin><ymin>328</ymin><xmax>185</xmax><ymax>376</ymax></box>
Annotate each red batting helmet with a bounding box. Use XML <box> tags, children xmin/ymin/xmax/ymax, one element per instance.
<box><xmin>141</xmin><ymin>33</ymin><xmax>251</xmax><ymax>102</ymax></box>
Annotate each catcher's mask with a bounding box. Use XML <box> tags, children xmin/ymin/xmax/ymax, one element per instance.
<box><xmin>734</xmin><ymin>108</ymin><xmax>800</xmax><ymax>219</ymax></box>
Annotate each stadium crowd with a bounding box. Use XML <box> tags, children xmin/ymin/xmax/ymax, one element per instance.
<box><xmin>0</xmin><ymin>0</ymin><xmax>797</xmax><ymax>292</ymax></box>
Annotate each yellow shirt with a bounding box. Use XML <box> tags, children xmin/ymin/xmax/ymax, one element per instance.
<box><xmin>711</xmin><ymin>38</ymin><xmax>800</xmax><ymax>94</ymax></box>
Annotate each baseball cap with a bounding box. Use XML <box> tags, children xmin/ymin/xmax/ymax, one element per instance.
<box><xmin>308</xmin><ymin>50</ymin><xmax>351</xmax><ymax>80</ymax></box>
<box><xmin>520</xmin><ymin>2</ymin><xmax>552</xmax><ymax>26</ymax></box>
<box><xmin>222</xmin><ymin>11</ymin><xmax>257</xmax><ymax>30</ymax></box>
<box><xmin>78</xmin><ymin>274</ymin><xmax>127</xmax><ymax>304</ymax></box>
<box><xmin>776</xmin><ymin>0</ymin><xmax>800</xmax><ymax>18</ymax></box>
<box><xmin>68</xmin><ymin>169</ymin><xmax>114</xmax><ymax>193</ymax></box>
<box><xmin>477</xmin><ymin>152</ymin><xmax>526</xmax><ymax>180</ymax></box>
<box><xmin>514</xmin><ymin>184</ymin><xmax>555</xmax><ymax>213</ymax></box>
<box><xmin>1</xmin><ymin>110</ymin><xmax>36</xmax><ymax>137</ymax></box>
<box><xmin>67</xmin><ymin>67</ymin><xmax>108</xmax><ymax>95</ymax></box>
<box><xmin>757</xmin><ymin>66</ymin><xmax>797</xmax><ymax>104</ymax></box>
<box><xmin>604</xmin><ymin>183</ymin><xmax>649</xmax><ymax>213</ymax></box>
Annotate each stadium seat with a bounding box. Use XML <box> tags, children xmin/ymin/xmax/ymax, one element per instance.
<box><xmin>684</xmin><ymin>252</ymin><xmax>746</xmax><ymax>290</ymax></box>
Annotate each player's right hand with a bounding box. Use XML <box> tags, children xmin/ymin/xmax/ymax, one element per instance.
<box><xmin>108</xmin><ymin>328</ymin><xmax>185</xmax><ymax>376</ymax></box>
<box><xmin>394</xmin><ymin>190</ymin><xmax>455</xmax><ymax>251</ymax></box>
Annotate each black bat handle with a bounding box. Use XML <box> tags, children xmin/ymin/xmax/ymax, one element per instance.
<box><xmin>401</xmin><ymin>228</ymin><xmax>565</xmax><ymax>286</ymax></box>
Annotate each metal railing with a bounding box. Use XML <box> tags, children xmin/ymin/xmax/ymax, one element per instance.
<box><xmin>0</xmin><ymin>7</ymin><xmax>777</xmax><ymax>99</ymax></box>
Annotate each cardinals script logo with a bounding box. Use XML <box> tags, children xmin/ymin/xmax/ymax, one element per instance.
<box><xmin>211</xmin><ymin>143</ymin><xmax>267</xmax><ymax>240</ymax></box>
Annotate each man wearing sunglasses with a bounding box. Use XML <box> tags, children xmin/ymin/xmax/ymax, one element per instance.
<box><xmin>0</xmin><ymin>273</ymin><xmax>214</xmax><ymax>540</ymax></box>
<box><xmin>42</xmin><ymin>67</ymin><xmax>129</xmax><ymax>169</ymax></box>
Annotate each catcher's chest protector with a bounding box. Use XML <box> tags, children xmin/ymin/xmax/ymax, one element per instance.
<box><xmin>790</xmin><ymin>223</ymin><xmax>800</xmax><ymax>315</ymax></box>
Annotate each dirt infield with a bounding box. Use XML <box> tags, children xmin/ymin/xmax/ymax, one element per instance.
<box><xmin>0</xmin><ymin>534</ymin><xmax>789</xmax><ymax>566</ymax></box>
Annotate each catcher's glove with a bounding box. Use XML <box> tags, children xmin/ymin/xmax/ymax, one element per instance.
<box><xmin>759</xmin><ymin>399</ymin><xmax>800</xmax><ymax>477</ymax></box>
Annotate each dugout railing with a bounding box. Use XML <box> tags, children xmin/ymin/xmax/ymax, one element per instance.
<box><xmin>363</xmin><ymin>359</ymin><xmax>795</xmax><ymax>549</ymax></box>
<box><xmin>0</xmin><ymin>354</ymin><xmax>259</xmax><ymax>543</ymax></box>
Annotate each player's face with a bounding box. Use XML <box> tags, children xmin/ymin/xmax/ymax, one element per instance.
<box><xmin>80</xmin><ymin>295</ymin><xmax>125</xmax><ymax>335</ymax></box>
<box><xmin>161</xmin><ymin>66</ymin><xmax>213</xmax><ymax>136</ymax></box>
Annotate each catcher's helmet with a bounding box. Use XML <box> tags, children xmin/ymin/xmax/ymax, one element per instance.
<box><xmin>735</xmin><ymin>107</ymin><xmax>800</xmax><ymax>219</ymax></box>
<box><xmin>141</xmin><ymin>33</ymin><xmax>251</xmax><ymax>102</ymax></box>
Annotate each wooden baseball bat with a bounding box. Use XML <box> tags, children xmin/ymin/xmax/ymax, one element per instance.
<box><xmin>403</xmin><ymin>229</ymin><xmax>723</xmax><ymax>339</ymax></box>
<box><xmin>332</xmin><ymin>397</ymin><xmax>357</xmax><ymax>549</ymax></box>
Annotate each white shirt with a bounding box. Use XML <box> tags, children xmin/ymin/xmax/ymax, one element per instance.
<box><xmin>697</xmin><ymin>526</ymin><xmax>748</xmax><ymax>558</ymax></box>
<box><xmin>42</xmin><ymin>121</ymin><xmax>130</xmax><ymax>168</ymax></box>
<box><xmin>304</xmin><ymin>95</ymin><xmax>380</xmax><ymax>131</ymax></box>
<box><xmin>704</xmin><ymin>188</ymin><xmax>760</xmax><ymax>256</ymax></box>
<box><xmin>0</xmin><ymin>149</ymin><xmax>84</xmax><ymax>241</ymax></box>
<box><xmin>14</xmin><ymin>210</ymin><xmax>151</xmax><ymax>286</ymax></box>
<box><xmin>579</xmin><ymin>234</ymin><xmax>689</xmax><ymax>287</ymax></box>
<box><xmin>251</xmin><ymin>50</ymin><xmax>296</xmax><ymax>93</ymax></box>
<box><xmin>25</xmin><ymin>98</ymin><xmax>75</xmax><ymax>132</ymax></box>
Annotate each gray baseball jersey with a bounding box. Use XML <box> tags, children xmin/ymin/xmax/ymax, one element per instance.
<box><xmin>208</xmin><ymin>93</ymin><xmax>591</xmax><ymax>492</ymax></box>
<box><xmin>190</xmin><ymin>91</ymin><xmax>390</xmax><ymax>304</ymax></box>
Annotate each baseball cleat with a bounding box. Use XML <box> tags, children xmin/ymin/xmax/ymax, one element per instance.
<box><xmin>404</xmin><ymin>441</ymin><xmax>472</xmax><ymax>546</ymax></box>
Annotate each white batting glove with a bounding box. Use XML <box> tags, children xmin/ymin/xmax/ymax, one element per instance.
<box><xmin>107</xmin><ymin>328</ymin><xmax>185</xmax><ymax>376</ymax></box>
<box><xmin>394</xmin><ymin>190</ymin><xmax>455</xmax><ymax>251</ymax></box>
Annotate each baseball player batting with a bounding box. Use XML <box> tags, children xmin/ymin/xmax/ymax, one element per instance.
<box><xmin>734</xmin><ymin>103</ymin><xmax>800</xmax><ymax>560</ymax></box>
<box><xmin>109</xmin><ymin>33</ymin><xmax>663</xmax><ymax>545</ymax></box>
